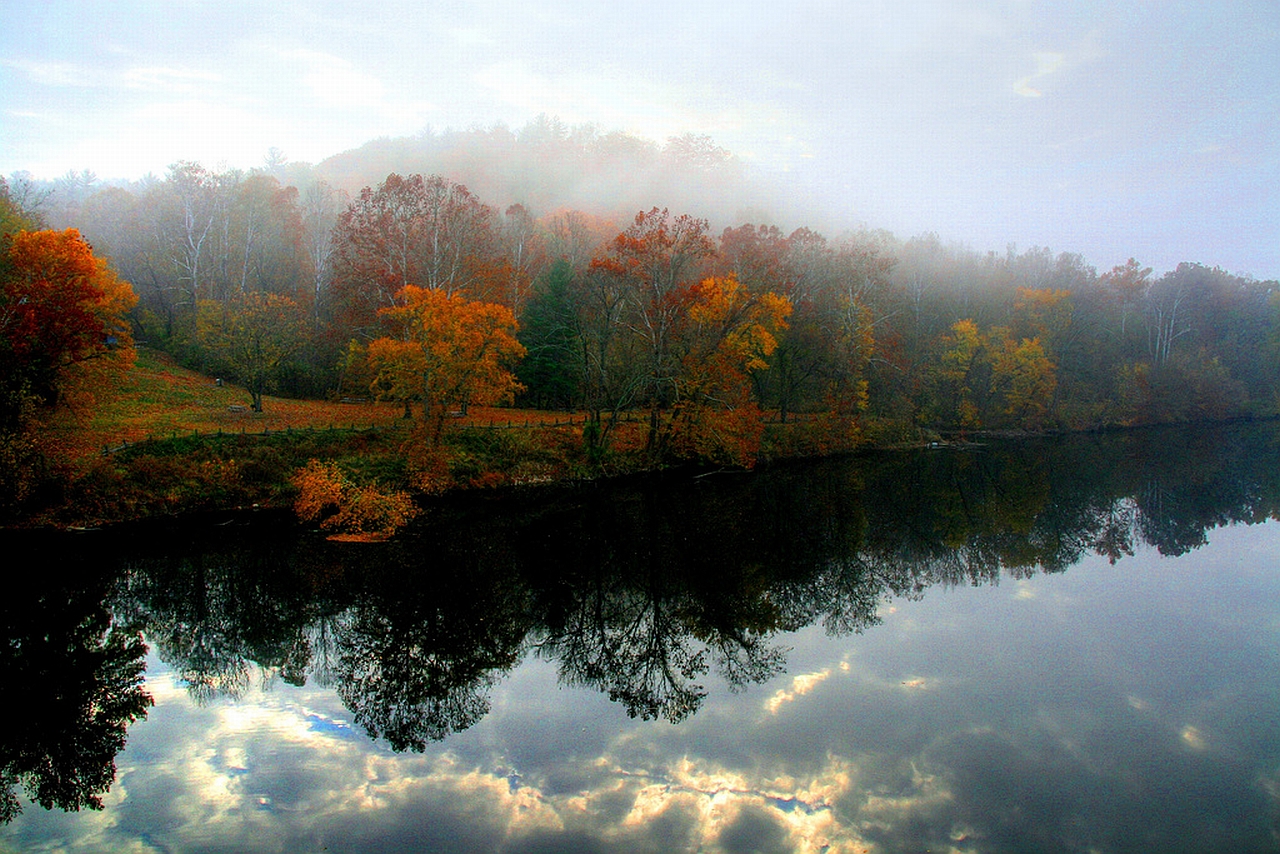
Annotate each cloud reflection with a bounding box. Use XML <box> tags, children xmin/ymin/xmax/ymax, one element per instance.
<box><xmin>764</xmin><ymin>668</ymin><xmax>834</xmax><ymax>715</ymax></box>
<box><xmin>34</xmin><ymin>681</ymin><xmax>884</xmax><ymax>853</ymax></box>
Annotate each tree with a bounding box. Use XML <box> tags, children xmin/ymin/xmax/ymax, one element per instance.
<box><xmin>516</xmin><ymin>259</ymin><xmax>582</xmax><ymax>410</ymax></box>
<box><xmin>1100</xmin><ymin>258</ymin><xmax>1151</xmax><ymax>341</ymax></box>
<box><xmin>330</xmin><ymin>174</ymin><xmax>502</xmax><ymax>339</ymax></box>
<box><xmin>156</xmin><ymin>161</ymin><xmax>217</xmax><ymax>311</ymax></box>
<box><xmin>367</xmin><ymin>286</ymin><xmax>525</xmax><ymax>443</ymax></box>
<box><xmin>934</xmin><ymin>318</ymin><xmax>990</xmax><ymax>431</ymax></box>
<box><xmin>500</xmin><ymin>202</ymin><xmax>544</xmax><ymax>314</ymax></box>
<box><xmin>197</xmin><ymin>291</ymin><xmax>307</xmax><ymax>412</ymax></box>
<box><xmin>1</xmin><ymin>229</ymin><xmax>136</xmax><ymax>432</ymax></box>
<box><xmin>591</xmin><ymin>208</ymin><xmax>716</xmax><ymax>451</ymax></box>
<box><xmin>988</xmin><ymin>332</ymin><xmax>1057</xmax><ymax>429</ymax></box>
<box><xmin>669</xmin><ymin>274</ymin><xmax>791</xmax><ymax>465</ymax></box>
<box><xmin>300</xmin><ymin>179</ymin><xmax>342</xmax><ymax>320</ymax></box>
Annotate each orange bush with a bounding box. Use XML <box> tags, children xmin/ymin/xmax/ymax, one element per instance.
<box><xmin>291</xmin><ymin>459</ymin><xmax>418</xmax><ymax>539</ymax></box>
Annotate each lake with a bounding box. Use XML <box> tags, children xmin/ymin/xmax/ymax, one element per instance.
<box><xmin>3</xmin><ymin>423</ymin><xmax>1279</xmax><ymax>853</ymax></box>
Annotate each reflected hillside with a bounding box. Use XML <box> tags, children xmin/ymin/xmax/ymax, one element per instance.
<box><xmin>120</xmin><ymin>422</ymin><xmax>1280</xmax><ymax>738</ymax></box>
<box><xmin>5</xmin><ymin>422</ymin><xmax>1277</xmax><ymax>817</ymax></box>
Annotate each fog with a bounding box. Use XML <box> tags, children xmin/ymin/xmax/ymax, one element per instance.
<box><xmin>2</xmin><ymin>1</ymin><xmax>1276</xmax><ymax>278</ymax></box>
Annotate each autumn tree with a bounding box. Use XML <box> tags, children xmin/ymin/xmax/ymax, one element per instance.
<box><xmin>211</xmin><ymin>173</ymin><xmax>309</xmax><ymax>302</ymax></box>
<box><xmin>197</xmin><ymin>291</ymin><xmax>307</xmax><ymax>412</ymax></box>
<box><xmin>1100</xmin><ymin>258</ymin><xmax>1152</xmax><ymax>344</ymax></box>
<box><xmin>0</xmin><ymin>228</ymin><xmax>137</xmax><ymax>509</ymax></box>
<box><xmin>930</xmin><ymin>319</ymin><xmax>1058</xmax><ymax>431</ymax></box>
<box><xmin>668</xmin><ymin>275</ymin><xmax>791</xmax><ymax>465</ymax></box>
<box><xmin>367</xmin><ymin>285</ymin><xmax>524</xmax><ymax>443</ymax></box>
<box><xmin>1</xmin><ymin>229</ymin><xmax>136</xmax><ymax>428</ymax></box>
<box><xmin>933</xmin><ymin>318</ymin><xmax>990</xmax><ymax>431</ymax></box>
<box><xmin>988</xmin><ymin>331</ymin><xmax>1057</xmax><ymax>429</ymax></box>
<box><xmin>591</xmin><ymin>208</ymin><xmax>716</xmax><ymax>451</ymax></box>
<box><xmin>330</xmin><ymin>174</ymin><xmax>502</xmax><ymax>339</ymax></box>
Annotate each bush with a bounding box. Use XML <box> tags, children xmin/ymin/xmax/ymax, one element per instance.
<box><xmin>291</xmin><ymin>459</ymin><xmax>418</xmax><ymax>539</ymax></box>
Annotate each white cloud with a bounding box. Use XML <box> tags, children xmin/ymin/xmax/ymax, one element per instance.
<box><xmin>120</xmin><ymin>65</ymin><xmax>223</xmax><ymax>93</ymax></box>
<box><xmin>1014</xmin><ymin>51</ymin><xmax>1066</xmax><ymax>97</ymax></box>
<box><xmin>765</xmin><ymin>668</ymin><xmax>833</xmax><ymax>714</ymax></box>
<box><xmin>4</xmin><ymin>58</ymin><xmax>96</xmax><ymax>87</ymax></box>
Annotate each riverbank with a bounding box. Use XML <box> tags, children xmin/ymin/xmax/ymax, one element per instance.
<box><xmin>9</xmin><ymin>350</ymin><xmax>1275</xmax><ymax>531</ymax></box>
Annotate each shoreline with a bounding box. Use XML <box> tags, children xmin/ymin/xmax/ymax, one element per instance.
<box><xmin>7</xmin><ymin>413</ymin><xmax>1277</xmax><ymax>534</ymax></box>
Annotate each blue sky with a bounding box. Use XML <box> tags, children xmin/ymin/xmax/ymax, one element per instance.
<box><xmin>2</xmin><ymin>0</ymin><xmax>1277</xmax><ymax>277</ymax></box>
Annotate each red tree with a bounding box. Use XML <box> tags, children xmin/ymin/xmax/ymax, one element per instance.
<box><xmin>1</xmin><ymin>228</ymin><xmax>136</xmax><ymax>428</ymax></box>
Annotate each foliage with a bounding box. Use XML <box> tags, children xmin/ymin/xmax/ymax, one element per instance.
<box><xmin>0</xmin><ymin>228</ymin><xmax>137</xmax><ymax>514</ymax></box>
<box><xmin>515</xmin><ymin>259</ymin><xmax>582</xmax><ymax>410</ymax></box>
<box><xmin>291</xmin><ymin>459</ymin><xmax>418</xmax><ymax>539</ymax></box>
<box><xmin>329</xmin><ymin>173</ymin><xmax>503</xmax><ymax>337</ymax></box>
<box><xmin>988</xmin><ymin>332</ymin><xmax>1057</xmax><ymax>429</ymax></box>
<box><xmin>1</xmin><ymin>229</ymin><xmax>136</xmax><ymax>427</ymax></box>
<box><xmin>196</xmin><ymin>291</ymin><xmax>307</xmax><ymax>411</ymax></box>
<box><xmin>368</xmin><ymin>285</ymin><xmax>525</xmax><ymax>443</ymax></box>
<box><xmin>5</xmin><ymin>152</ymin><xmax>1279</xmax><ymax>525</ymax></box>
<box><xmin>668</xmin><ymin>274</ymin><xmax>791</xmax><ymax>466</ymax></box>
<box><xmin>590</xmin><ymin>207</ymin><xmax>717</xmax><ymax>449</ymax></box>
<box><xmin>930</xmin><ymin>319</ymin><xmax>1058</xmax><ymax>431</ymax></box>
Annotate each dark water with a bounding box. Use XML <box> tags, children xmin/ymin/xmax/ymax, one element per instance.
<box><xmin>3</xmin><ymin>423</ymin><xmax>1280</xmax><ymax>853</ymax></box>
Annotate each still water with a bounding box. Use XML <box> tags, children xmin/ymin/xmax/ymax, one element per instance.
<box><xmin>3</xmin><ymin>423</ymin><xmax>1280</xmax><ymax>852</ymax></box>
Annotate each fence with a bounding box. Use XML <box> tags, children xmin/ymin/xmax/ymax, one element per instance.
<box><xmin>100</xmin><ymin>412</ymin><xmax>653</xmax><ymax>456</ymax></box>
<box><xmin>98</xmin><ymin>409</ymin><xmax>827</xmax><ymax>457</ymax></box>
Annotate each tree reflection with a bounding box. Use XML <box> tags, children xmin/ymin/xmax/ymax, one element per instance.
<box><xmin>77</xmin><ymin>420</ymin><xmax>1280</xmax><ymax>764</ymax></box>
<box><xmin>115</xmin><ymin>524</ymin><xmax>334</xmax><ymax>702</ymax></box>
<box><xmin>330</xmin><ymin>552</ymin><xmax>534</xmax><ymax>751</ymax></box>
<box><xmin>0</xmin><ymin>552</ymin><xmax>151</xmax><ymax>822</ymax></box>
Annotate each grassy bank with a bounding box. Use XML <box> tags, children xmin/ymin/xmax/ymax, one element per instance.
<box><xmin>19</xmin><ymin>350</ymin><xmax>931</xmax><ymax>529</ymax></box>
<box><xmin>28</xmin><ymin>350</ymin><xmax>658</xmax><ymax>527</ymax></box>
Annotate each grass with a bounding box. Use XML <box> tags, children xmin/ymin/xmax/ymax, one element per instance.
<box><xmin>78</xmin><ymin>349</ymin><xmax>409</xmax><ymax>452</ymax></box>
<box><xmin>28</xmin><ymin>350</ymin><xmax>810</xmax><ymax>527</ymax></box>
<box><xmin>26</xmin><ymin>350</ymin><xmax>616</xmax><ymax>526</ymax></box>
<box><xmin>75</xmin><ymin>349</ymin><xmax>595</xmax><ymax>457</ymax></box>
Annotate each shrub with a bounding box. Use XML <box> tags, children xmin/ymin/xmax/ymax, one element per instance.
<box><xmin>291</xmin><ymin>459</ymin><xmax>418</xmax><ymax>539</ymax></box>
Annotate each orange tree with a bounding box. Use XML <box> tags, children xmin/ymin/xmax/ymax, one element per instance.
<box><xmin>669</xmin><ymin>274</ymin><xmax>791</xmax><ymax>466</ymax></box>
<box><xmin>366</xmin><ymin>285</ymin><xmax>525</xmax><ymax>444</ymax></box>
<box><xmin>1</xmin><ymin>229</ymin><xmax>136</xmax><ymax>425</ymax></box>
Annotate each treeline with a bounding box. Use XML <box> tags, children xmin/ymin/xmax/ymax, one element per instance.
<box><xmin>8</xmin><ymin>124</ymin><xmax>1280</xmax><ymax>470</ymax></box>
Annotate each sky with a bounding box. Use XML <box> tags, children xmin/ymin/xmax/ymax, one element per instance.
<box><xmin>2</xmin><ymin>0</ymin><xmax>1277</xmax><ymax>278</ymax></box>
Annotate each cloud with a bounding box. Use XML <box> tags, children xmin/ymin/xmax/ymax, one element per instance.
<box><xmin>764</xmin><ymin>669</ymin><xmax>833</xmax><ymax>715</ymax></box>
<box><xmin>120</xmin><ymin>65</ymin><xmax>223</xmax><ymax>94</ymax></box>
<box><xmin>4</xmin><ymin>59</ymin><xmax>95</xmax><ymax>87</ymax></box>
<box><xmin>1014</xmin><ymin>51</ymin><xmax>1066</xmax><ymax>97</ymax></box>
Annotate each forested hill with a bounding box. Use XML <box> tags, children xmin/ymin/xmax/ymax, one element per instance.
<box><xmin>5</xmin><ymin>119</ymin><xmax>1280</xmax><ymax>497</ymax></box>
<box><xmin>308</xmin><ymin>117</ymin><xmax>789</xmax><ymax>230</ymax></box>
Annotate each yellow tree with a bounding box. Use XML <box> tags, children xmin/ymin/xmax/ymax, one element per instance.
<box><xmin>368</xmin><ymin>285</ymin><xmax>525</xmax><ymax>444</ymax></box>
<box><xmin>669</xmin><ymin>274</ymin><xmax>791</xmax><ymax>465</ymax></box>
<box><xmin>988</xmin><ymin>332</ymin><xmax>1057</xmax><ymax>430</ymax></box>
<box><xmin>936</xmin><ymin>318</ymin><xmax>988</xmax><ymax>431</ymax></box>
<box><xmin>197</xmin><ymin>291</ymin><xmax>306</xmax><ymax>412</ymax></box>
<box><xmin>817</xmin><ymin>287</ymin><xmax>877</xmax><ymax>448</ymax></box>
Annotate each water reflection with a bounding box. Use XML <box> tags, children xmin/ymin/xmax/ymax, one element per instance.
<box><xmin>3</xmin><ymin>421</ymin><xmax>1280</xmax><ymax>843</ymax></box>
<box><xmin>0</xmin><ymin>559</ymin><xmax>151</xmax><ymax>822</ymax></box>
